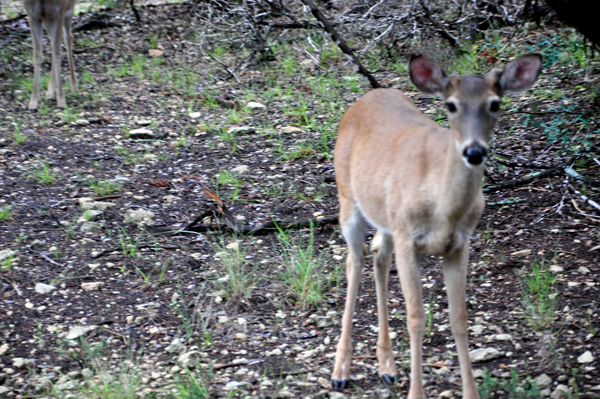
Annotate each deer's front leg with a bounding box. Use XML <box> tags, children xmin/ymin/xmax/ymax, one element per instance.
<box><xmin>443</xmin><ymin>245</ymin><xmax>480</xmax><ymax>399</ymax></box>
<box><xmin>371</xmin><ymin>231</ymin><xmax>397</xmax><ymax>384</ymax></box>
<box><xmin>394</xmin><ymin>236</ymin><xmax>425</xmax><ymax>399</ymax></box>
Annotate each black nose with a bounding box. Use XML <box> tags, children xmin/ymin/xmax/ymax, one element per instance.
<box><xmin>463</xmin><ymin>145</ymin><xmax>487</xmax><ymax>165</ymax></box>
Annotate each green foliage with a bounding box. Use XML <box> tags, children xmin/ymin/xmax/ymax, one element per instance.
<box><xmin>479</xmin><ymin>368</ymin><xmax>541</xmax><ymax>398</ymax></box>
<box><xmin>521</xmin><ymin>257</ymin><xmax>556</xmax><ymax>330</ymax></box>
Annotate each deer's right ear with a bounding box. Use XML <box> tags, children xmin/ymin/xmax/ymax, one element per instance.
<box><xmin>409</xmin><ymin>54</ymin><xmax>448</xmax><ymax>96</ymax></box>
<box><xmin>499</xmin><ymin>53</ymin><xmax>543</xmax><ymax>94</ymax></box>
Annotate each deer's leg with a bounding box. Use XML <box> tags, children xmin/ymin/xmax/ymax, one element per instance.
<box><xmin>443</xmin><ymin>244</ymin><xmax>480</xmax><ymax>399</ymax></box>
<box><xmin>27</xmin><ymin>16</ymin><xmax>44</xmax><ymax>111</ymax></box>
<box><xmin>45</xmin><ymin>18</ymin><xmax>65</xmax><ymax>108</ymax></box>
<box><xmin>394</xmin><ymin>235</ymin><xmax>424</xmax><ymax>399</ymax></box>
<box><xmin>63</xmin><ymin>12</ymin><xmax>78</xmax><ymax>93</ymax></box>
<box><xmin>371</xmin><ymin>230</ymin><xmax>397</xmax><ymax>385</ymax></box>
<box><xmin>332</xmin><ymin>198</ymin><xmax>366</xmax><ymax>390</ymax></box>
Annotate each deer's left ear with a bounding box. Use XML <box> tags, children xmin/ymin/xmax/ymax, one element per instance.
<box><xmin>497</xmin><ymin>53</ymin><xmax>543</xmax><ymax>94</ymax></box>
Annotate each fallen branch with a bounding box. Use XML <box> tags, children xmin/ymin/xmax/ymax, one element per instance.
<box><xmin>300</xmin><ymin>0</ymin><xmax>381</xmax><ymax>89</ymax></box>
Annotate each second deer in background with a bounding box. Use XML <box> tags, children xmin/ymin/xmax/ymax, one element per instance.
<box><xmin>331</xmin><ymin>53</ymin><xmax>543</xmax><ymax>398</ymax></box>
<box><xmin>22</xmin><ymin>0</ymin><xmax>78</xmax><ymax>111</ymax></box>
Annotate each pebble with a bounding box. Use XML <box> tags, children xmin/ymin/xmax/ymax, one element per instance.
<box><xmin>129</xmin><ymin>128</ymin><xmax>154</xmax><ymax>139</ymax></box>
<box><xmin>534</xmin><ymin>373</ymin><xmax>553</xmax><ymax>389</ymax></box>
<box><xmin>81</xmin><ymin>282</ymin><xmax>104</xmax><ymax>291</ymax></box>
<box><xmin>189</xmin><ymin>112</ymin><xmax>201</xmax><ymax>119</ymax></box>
<box><xmin>35</xmin><ymin>282</ymin><xmax>56</xmax><ymax>294</ymax></box>
<box><xmin>178</xmin><ymin>351</ymin><xmax>201</xmax><ymax>368</ymax></box>
<box><xmin>66</xmin><ymin>326</ymin><xmax>90</xmax><ymax>340</ymax></box>
<box><xmin>230</xmin><ymin>165</ymin><xmax>249</xmax><ymax>174</ymax></box>
<box><xmin>245</xmin><ymin>101</ymin><xmax>266</xmax><ymax>109</ymax></box>
<box><xmin>281</xmin><ymin>126</ymin><xmax>304</xmax><ymax>134</ymax></box>
<box><xmin>124</xmin><ymin>208</ymin><xmax>156</xmax><ymax>228</ymax></box>
<box><xmin>469</xmin><ymin>347</ymin><xmax>500</xmax><ymax>362</ymax></box>
<box><xmin>578</xmin><ymin>350</ymin><xmax>594</xmax><ymax>363</ymax></box>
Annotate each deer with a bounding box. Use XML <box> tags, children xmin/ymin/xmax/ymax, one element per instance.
<box><xmin>22</xmin><ymin>0</ymin><xmax>78</xmax><ymax>111</ymax></box>
<box><xmin>331</xmin><ymin>53</ymin><xmax>542</xmax><ymax>398</ymax></box>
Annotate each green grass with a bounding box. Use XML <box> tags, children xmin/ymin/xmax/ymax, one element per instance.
<box><xmin>479</xmin><ymin>368</ymin><xmax>541</xmax><ymax>398</ymax></box>
<box><xmin>213</xmin><ymin>240</ymin><xmax>261</xmax><ymax>307</ymax></box>
<box><xmin>0</xmin><ymin>204</ymin><xmax>12</xmax><ymax>221</ymax></box>
<box><xmin>276</xmin><ymin>224</ymin><xmax>340</xmax><ymax>310</ymax></box>
<box><xmin>87</xmin><ymin>179</ymin><xmax>123</xmax><ymax>196</ymax></box>
<box><xmin>29</xmin><ymin>161</ymin><xmax>58</xmax><ymax>184</ymax></box>
<box><xmin>521</xmin><ymin>257</ymin><xmax>557</xmax><ymax>330</ymax></box>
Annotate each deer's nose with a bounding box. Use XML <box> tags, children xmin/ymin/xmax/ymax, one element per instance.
<box><xmin>463</xmin><ymin>144</ymin><xmax>487</xmax><ymax>165</ymax></box>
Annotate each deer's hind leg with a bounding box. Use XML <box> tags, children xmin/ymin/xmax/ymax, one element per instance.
<box><xmin>331</xmin><ymin>197</ymin><xmax>367</xmax><ymax>390</ymax></box>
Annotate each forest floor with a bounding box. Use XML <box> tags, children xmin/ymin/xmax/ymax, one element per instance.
<box><xmin>0</xmin><ymin>2</ymin><xmax>599</xmax><ymax>398</ymax></box>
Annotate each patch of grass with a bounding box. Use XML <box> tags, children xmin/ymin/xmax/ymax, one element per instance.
<box><xmin>0</xmin><ymin>204</ymin><xmax>13</xmax><ymax>221</ymax></box>
<box><xmin>11</xmin><ymin>120</ymin><xmax>26</xmax><ymax>144</ymax></box>
<box><xmin>116</xmin><ymin>226</ymin><xmax>141</xmax><ymax>258</ymax></box>
<box><xmin>28</xmin><ymin>161</ymin><xmax>58</xmax><ymax>184</ymax></box>
<box><xmin>213</xmin><ymin>240</ymin><xmax>261</xmax><ymax>307</ymax></box>
<box><xmin>175</xmin><ymin>367</ymin><xmax>212</xmax><ymax>399</ymax></box>
<box><xmin>87</xmin><ymin>179</ymin><xmax>123</xmax><ymax>196</ymax></box>
<box><xmin>276</xmin><ymin>224</ymin><xmax>339</xmax><ymax>310</ymax></box>
<box><xmin>521</xmin><ymin>257</ymin><xmax>556</xmax><ymax>330</ymax></box>
<box><xmin>479</xmin><ymin>368</ymin><xmax>541</xmax><ymax>398</ymax></box>
<box><xmin>0</xmin><ymin>250</ymin><xmax>16</xmax><ymax>271</ymax></box>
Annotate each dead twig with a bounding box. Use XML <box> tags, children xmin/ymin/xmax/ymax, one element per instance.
<box><xmin>300</xmin><ymin>0</ymin><xmax>381</xmax><ymax>89</ymax></box>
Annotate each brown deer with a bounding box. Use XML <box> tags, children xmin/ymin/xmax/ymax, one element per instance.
<box><xmin>22</xmin><ymin>0</ymin><xmax>78</xmax><ymax>111</ymax></box>
<box><xmin>331</xmin><ymin>53</ymin><xmax>542</xmax><ymax>398</ymax></box>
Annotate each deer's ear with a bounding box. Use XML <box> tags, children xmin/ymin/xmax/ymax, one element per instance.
<box><xmin>498</xmin><ymin>53</ymin><xmax>543</xmax><ymax>94</ymax></box>
<box><xmin>409</xmin><ymin>54</ymin><xmax>448</xmax><ymax>97</ymax></box>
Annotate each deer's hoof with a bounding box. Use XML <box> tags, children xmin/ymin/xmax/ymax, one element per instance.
<box><xmin>380</xmin><ymin>373</ymin><xmax>397</xmax><ymax>386</ymax></box>
<box><xmin>331</xmin><ymin>378</ymin><xmax>349</xmax><ymax>390</ymax></box>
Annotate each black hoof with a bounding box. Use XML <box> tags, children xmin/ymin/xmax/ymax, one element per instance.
<box><xmin>331</xmin><ymin>378</ymin><xmax>349</xmax><ymax>390</ymax></box>
<box><xmin>380</xmin><ymin>374</ymin><xmax>397</xmax><ymax>386</ymax></box>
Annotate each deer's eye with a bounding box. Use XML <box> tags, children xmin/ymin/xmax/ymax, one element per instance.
<box><xmin>445</xmin><ymin>102</ymin><xmax>457</xmax><ymax>113</ymax></box>
<box><xmin>490</xmin><ymin>100</ymin><xmax>500</xmax><ymax>113</ymax></box>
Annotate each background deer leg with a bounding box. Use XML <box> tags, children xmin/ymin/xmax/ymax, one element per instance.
<box><xmin>332</xmin><ymin>200</ymin><xmax>366</xmax><ymax>390</ymax></box>
<box><xmin>371</xmin><ymin>230</ymin><xmax>397</xmax><ymax>384</ymax></box>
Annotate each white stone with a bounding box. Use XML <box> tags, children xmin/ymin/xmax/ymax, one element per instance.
<box><xmin>226</xmin><ymin>242</ymin><xmax>239</xmax><ymax>250</ymax></box>
<box><xmin>189</xmin><ymin>112</ymin><xmax>201</xmax><ymax>119</ymax></box>
<box><xmin>66</xmin><ymin>326</ymin><xmax>90</xmax><ymax>340</ymax></box>
<box><xmin>81</xmin><ymin>282</ymin><xmax>104</xmax><ymax>291</ymax></box>
<box><xmin>469</xmin><ymin>325</ymin><xmax>484</xmax><ymax>336</ymax></box>
<box><xmin>534</xmin><ymin>374</ymin><xmax>553</xmax><ymax>389</ymax></box>
<box><xmin>469</xmin><ymin>347</ymin><xmax>500</xmax><ymax>363</ymax></box>
<box><xmin>246</xmin><ymin>101</ymin><xmax>266</xmax><ymax>109</ymax></box>
<box><xmin>35</xmin><ymin>282</ymin><xmax>56</xmax><ymax>294</ymax></box>
<box><xmin>551</xmin><ymin>384</ymin><xmax>571</xmax><ymax>399</ymax></box>
<box><xmin>0</xmin><ymin>343</ymin><xmax>9</xmax><ymax>355</ymax></box>
<box><xmin>129</xmin><ymin>128</ymin><xmax>154</xmax><ymax>139</ymax></box>
<box><xmin>124</xmin><ymin>208</ymin><xmax>156</xmax><ymax>228</ymax></box>
<box><xmin>578</xmin><ymin>350</ymin><xmax>594</xmax><ymax>363</ymax></box>
<box><xmin>178</xmin><ymin>351</ymin><xmax>201</xmax><ymax>368</ymax></box>
<box><xmin>549</xmin><ymin>265</ymin><xmax>564</xmax><ymax>272</ymax></box>
<box><xmin>0</xmin><ymin>249</ymin><xmax>16</xmax><ymax>263</ymax></box>
<box><xmin>280</xmin><ymin>126</ymin><xmax>304</xmax><ymax>134</ymax></box>
<box><xmin>230</xmin><ymin>165</ymin><xmax>249</xmax><ymax>174</ymax></box>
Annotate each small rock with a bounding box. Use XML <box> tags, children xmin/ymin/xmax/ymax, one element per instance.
<box><xmin>35</xmin><ymin>282</ymin><xmax>56</xmax><ymax>294</ymax></box>
<box><xmin>148</xmin><ymin>49</ymin><xmax>164</xmax><ymax>57</ymax></box>
<box><xmin>225</xmin><ymin>242</ymin><xmax>239</xmax><ymax>250</ymax></box>
<box><xmin>469</xmin><ymin>325</ymin><xmax>484</xmax><ymax>336</ymax></box>
<box><xmin>30</xmin><ymin>239</ymin><xmax>45</xmax><ymax>249</ymax></box>
<box><xmin>75</xmin><ymin>119</ymin><xmax>90</xmax><ymax>126</ymax></box>
<box><xmin>230</xmin><ymin>165</ymin><xmax>249</xmax><ymax>174</ymax></box>
<box><xmin>0</xmin><ymin>343</ymin><xmax>9</xmax><ymax>355</ymax></box>
<box><xmin>494</xmin><ymin>333</ymin><xmax>512</xmax><ymax>341</ymax></box>
<box><xmin>165</xmin><ymin>338</ymin><xmax>187</xmax><ymax>354</ymax></box>
<box><xmin>0</xmin><ymin>387</ymin><xmax>10</xmax><ymax>395</ymax></box>
<box><xmin>124</xmin><ymin>208</ymin><xmax>156</xmax><ymax>228</ymax></box>
<box><xmin>549</xmin><ymin>265</ymin><xmax>564</xmax><ymax>273</ymax></box>
<box><xmin>80</xmin><ymin>221</ymin><xmax>104</xmax><ymax>232</ymax></box>
<box><xmin>534</xmin><ymin>374</ymin><xmax>553</xmax><ymax>390</ymax></box>
<box><xmin>163</xmin><ymin>195</ymin><xmax>180</xmax><ymax>204</ymax></box>
<box><xmin>129</xmin><ymin>128</ymin><xmax>155</xmax><ymax>139</ymax></box>
<box><xmin>329</xmin><ymin>392</ymin><xmax>349</xmax><ymax>399</ymax></box>
<box><xmin>578</xmin><ymin>266</ymin><xmax>590</xmax><ymax>274</ymax></box>
<box><xmin>81</xmin><ymin>282</ymin><xmax>104</xmax><ymax>291</ymax></box>
<box><xmin>189</xmin><ymin>112</ymin><xmax>201</xmax><ymax>119</ymax></box>
<box><xmin>280</xmin><ymin>126</ymin><xmax>304</xmax><ymax>134</ymax></box>
<box><xmin>469</xmin><ymin>347</ymin><xmax>500</xmax><ymax>363</ymax></box>
<box><xmin>227</xmin><ymin>126</ymin><xmax>255</xmax><ymax>134</ymax></box>
<box><xmin>81</xmin><ymin>368</ymin><xmax>93</xmax><ymax>379</ymax></box>
<box><xmin>317</xmin><ymin>377</ymin><xmax>331</xmax><ymax>389</ymax></box>
<box><xmin>0</xmin><ymin>249</ymin><xmax>16</xmax><ymax>263</ymax></box>
<box><xmin>234</xmin><ymin>333</ymin><xmax>247</xmax><ymax>340</ymax></box>
<box><xmin>80</xmin><ymin>201</ymin><xmax>116</xmax><ymax>211</ymax></box>
<box><xmin>136</xmin><ymin>119</ymin><xmax>153</xmax><ymax>126</ymax></box>
<box><xmin>271</xmin><ymin>348</ymin><xmax>282</xmax><ymax>356</ymax></box>
<box><xmin>315</xmin><ymin>316</ymin><xmax>334</xmax><ymax>328</ymax></box>
<box><xmin>178</xmin><ymin>351</ymin><xmax>202</xmax><ymax>368</ymax></box>
<box><xmin>245</xmin><ymin>101</ymin><xmax>266</xmax><ymax>109</ymax></box>
<box><xmin>551</xmin><ymin>384</ymin><xmax>571</xmax><ymax>399</ymax></box>
<box><xmin>438</xmin><ymin>390</ymin><xmax>454</xmax><ymax>398</ymax></box>
<box><xmin>66</xmin><ymin>326</ymin><xmax>91</xmax><ymax>340</ymax></box>
<box><xmin>578</xmin><ymin>350</ymin><xmax>594</xmax><ymax>363</ymax></box>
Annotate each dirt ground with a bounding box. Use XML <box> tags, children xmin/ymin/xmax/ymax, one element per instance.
<box><xmin>0</xmin><ymin>1</ymin><xmax>599</xmax><ymax>398</ymax></box>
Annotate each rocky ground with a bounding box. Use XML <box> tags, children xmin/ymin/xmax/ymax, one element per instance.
<box><xmin>0</xmin><ymin>1</ymin><xmax>599</xmax><ymax>398</ymax></box>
